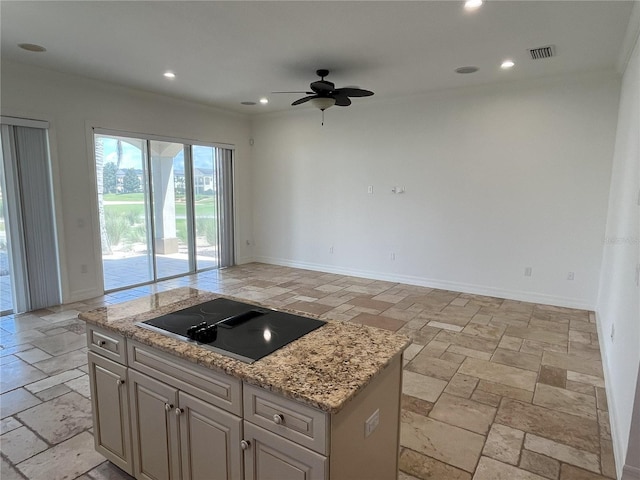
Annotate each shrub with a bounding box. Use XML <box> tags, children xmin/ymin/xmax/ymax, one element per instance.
<box><xmin>105</xmin><ymin>211</ymin><xmax>129</xmax><ymax>247</ymax></box>
<box><xmin>176</xmin><ymin>221</ymin><xmax>188</xmax><ymax>243</ymax></box>
<box><xmin>124</xmin><ymin>210</ymin><xmax>140</xmax><ymax>226</ymax></box>
<box><xmin>125</xmin><ymin>224</ymin><xmax>147</xmax><ymax>244</ymax></box>
<box><xmin>196</xmin><ymin>218</ymin><xmax>217</xmax><ymax>245</ymax></box>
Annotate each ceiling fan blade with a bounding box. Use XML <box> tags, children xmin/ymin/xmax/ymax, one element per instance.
<box><xmin>334</xmin><ymin>95</ymin><xmax>351</xmax><ymax>107</ymax></box>
<box><xmin>291</xmin><ymin>95</ymin><xmax>318</xmax><ymax>106</ymax></box>
<box><xmin>310</xmin><ymin>80</ymin><xmax>335</xmax><ymax>93</ymax></box>
<box><xmin>272</xmin><ymin>91</ymin><xmax>314</xmax><ymax>94</ymax></box>
<box><xmin>333</xmin><ymin>87</ymin><xmax>374</xmax><ymax>98</ymax></box>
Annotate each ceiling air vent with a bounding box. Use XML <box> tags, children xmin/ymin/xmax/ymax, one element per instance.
<box><xmin>528</xmin><ymin>45</ymin><xmax>555</xmax><ymax>60</ymax></box>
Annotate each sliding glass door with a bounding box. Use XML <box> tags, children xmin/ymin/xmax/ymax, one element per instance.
<box><xmin>193</xmin><ymin>145</ymin><xmax>219</xmax><ymax>271</ymax></box>
<box><xmin>96</xmin><ymin>134</ymin><xmax>153</xmax><ymax>291</ymax></box>
<box><xmin>95</xmin><ymin>131</ymin><xmax>234</xmax><ymax>292</ymax></box>
<box><xmin>0</xmin><ymin>144</ymin><xmax>13</xmax><ymax>314</ymax></box>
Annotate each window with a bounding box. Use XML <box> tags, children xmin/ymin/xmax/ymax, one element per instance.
<box><xmin>94</xmin><ymin>130</ymin><xmax>234</xmax><ymax>292</ymax></box>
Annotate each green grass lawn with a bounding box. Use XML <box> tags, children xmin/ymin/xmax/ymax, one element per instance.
<box><xmin>104</xmin><ymin>193</ymin><xmax>144</xmax><ymax>202</ymax></box>
<box><xmin>103</xmin><ymin>193</ymin><xmax>216</xmax><ymax>218</ymax></box>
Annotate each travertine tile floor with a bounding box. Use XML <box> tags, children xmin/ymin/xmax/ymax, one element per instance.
<box><xmin>0</xmin><ymin>263</ymin><xmax>615</xmax><ymax>480</ymax></box>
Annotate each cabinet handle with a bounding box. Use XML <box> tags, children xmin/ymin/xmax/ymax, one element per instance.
<box><xmin>164</xmin><ymin>403</ymin><xmax>174</xmax><ymax>412</ymax></box>
<box><xmin>175</xmin><ymin>407</ymin><xmax>184</xmax><ymax>416</ymax></box>
<box><xmin>116</xmin><ymin>379</ymin><xmax>125</xmax><ymax>386</ymax></box>
<box><xmin>240</xmin><ymin>440</ymin><xmax>251</xmax><ymax>450</ymax></box>
<box><xmin>273</xmin><ymin>414</ymin><xmax>284</xmax><ymax>425</ymax></box>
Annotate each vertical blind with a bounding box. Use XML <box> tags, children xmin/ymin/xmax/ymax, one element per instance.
<box><xmin>0</xmin><ymin>122</ymin><xmax>60</xmax><ymax>311</ymax></box>
<box><xmin>216</xmin><ymin>147</ymin><xmax>234</xmax><ymax>268</ymax></box>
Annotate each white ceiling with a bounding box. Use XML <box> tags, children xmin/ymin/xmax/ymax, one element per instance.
<box><xmin>0</xmin><ymin>1</ymin><xmax>634</xmax><ymax>115</ymax></box>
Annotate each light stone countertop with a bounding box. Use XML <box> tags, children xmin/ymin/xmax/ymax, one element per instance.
<box><xmin>79</xmin><ymin>287</ymin><xmax>410</xmax><ymax>414</ymax></box>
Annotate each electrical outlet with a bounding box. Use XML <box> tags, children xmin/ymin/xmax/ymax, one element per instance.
<box><xmin>81</xmin><ymin>264</ymin><xmax>88</xmax><ymax>274</ymax></box>
<box><xmin>524</xmin><ymin>267</ymin><xmax>532</xmax><ymax>277</ymax></box>
<box><xmin>367</xmin><ymin>185</ymin><xmax>373</xmax><ymax>194</ymax></box>
<box><xmin>365</xmin><ymin>409</ymin><xmax>380</xmax><ymax>437</ymax></box>
<box><xmin>329</xmin><ymin>246</ymin><xmax>334</xmax><ymax>254</ymax></box>
<box><xmin>567</xmin><ymin>272</ymin><xmax>575</xmax><ymax>281</ymax></box>
<box><xmin>390</xmin><ymin>252</ymin><xmax>396</xmax><ymax>261</ymax></box>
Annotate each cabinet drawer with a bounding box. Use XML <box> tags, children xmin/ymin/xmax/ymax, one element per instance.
<box><xmin>87</xmin><ymin>325</ymin><xmax>126</xmax><ymax>364</ymax></box>
<box><xmin>128</xmin><ymin>340</ymin><xmax>242</xmax><ymax>416</ymax></box>
<box><xmin>243</xmin><ymin>383</ymin><xmax>328</xmax><ymax>455</ymax></box>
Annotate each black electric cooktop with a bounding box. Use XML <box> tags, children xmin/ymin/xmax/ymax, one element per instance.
<box><xmin>136</xmin><ymin>298</ymin><xmax>326</xmax><ymax>364</ymax></box>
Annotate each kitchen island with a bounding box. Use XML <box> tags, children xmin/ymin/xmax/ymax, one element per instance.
<box><xmin>80</xmin><ymin>287</ymin><xmax>409</xmax><ymax>480</ymax></box>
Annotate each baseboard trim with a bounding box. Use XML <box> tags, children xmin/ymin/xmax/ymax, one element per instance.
<box><xmin>623</xmin><ymin>465</ymin><xmax>640</xmax><ymax>480</ymax></box>
<box><xmin>64</xmin><ymin>287</ymin><xmax>103</xmax><ymax>304</ymax></box>
<box><xmin>595</xmin><ymin>310</ymin><xmax>627</xmax><ymax>480</ymax></box>
<box><xmin>235</xmin><ymin>256</ymin><xmax>255</xmax><ymax>265</ymax></box>
<box><xmin>252</xmin><ymin>256</ymin><xmax>595</xmax><ymax>310</ymax></box>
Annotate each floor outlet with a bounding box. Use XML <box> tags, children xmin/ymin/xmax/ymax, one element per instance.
<box><xmin>365</xmin><ymin>409</ymin><xmax>380</xmax><ymax>437</ymax></box>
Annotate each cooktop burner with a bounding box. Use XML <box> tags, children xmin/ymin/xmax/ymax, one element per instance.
<box><xmin>136</xmin><ymin>298</ymin><xmax>325</xmax><ymax>363</ymax></box>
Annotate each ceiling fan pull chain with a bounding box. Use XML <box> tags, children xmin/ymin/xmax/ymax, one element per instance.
<box><xmin>321</xmin><ymin>109</ymin><xmax>325</xmax><ymax>126</ymax></box>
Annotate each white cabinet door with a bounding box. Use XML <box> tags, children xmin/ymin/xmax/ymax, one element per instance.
<box><xmin>243</xmin><ymin>422</ymin><xmax>327</xmax><ymax>480</ymax></box>
<box><xmin>178</xmin><ymin>391</ymin><xmax>243</xmax><ymax>480</ymax></box>
<box><xmin>87</xmin><ymin>351</ymin><xmax>133</xmax><ymax>475</ymax></box>
<box><xmin>129</xmin><ymin>370</ymin><xmax>180</xmax><ymax>480</ymax></box>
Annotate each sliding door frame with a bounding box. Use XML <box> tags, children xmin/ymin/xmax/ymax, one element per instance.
<box><xmin>91</xmin><ymin>127</ymin><xmax>235</xmax><ymax>294</ymax></box>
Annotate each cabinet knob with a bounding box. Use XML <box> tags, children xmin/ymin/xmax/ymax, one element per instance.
<box><xmin>175</xmin><ymin>407</ymin><xmax>184</xmax><ymax>416</ymax></box>
<box><xmin>116</xmin><ymin>379</ymin><xmax>125</xmax><ymax>386</ymax></box>
<box><xmin>273</xmin><ymin>414</ymin><xmax>284</xmax><ymax>425</ymax></box>
<box><xmin>240</xmin><ymin>440</ymin><xmax>251</xmax><ymax>450</ymax></box>
<box><xmin>164</xmin><ymin>403</ymin><xmax>174</xmax><ymax>412</ymax></box>
<box><xmin>98</xmin><ymin>340</ymin><xmax>106</xmax><ymax>346</ymax></box>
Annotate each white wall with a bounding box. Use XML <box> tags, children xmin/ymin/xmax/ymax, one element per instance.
<box><xmin>597</xmin><ymin>27</ymin><xmax>640</xmax><ymax>478</ymax></box>
<box><xmin>250</xmin><ymin>72</ymin><xmax>620</xmax><ymax>309</ymax></box>
<box><xmin>0</xmin><ymin>60</ymin><xmax>253</xmax><ymax>303</ymax></box>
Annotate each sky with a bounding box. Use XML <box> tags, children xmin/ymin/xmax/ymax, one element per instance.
<box><xmin>101</xmin><ymin>137</ymin><xmax>215</xmax><ymax>171</ymax></box>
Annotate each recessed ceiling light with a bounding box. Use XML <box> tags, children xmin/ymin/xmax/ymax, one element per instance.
<box><xmin>501</xmin><ymin>60</ymin><xmax>515</xmax><ymax>69</ymax></box>
<box><xmin>464</xmin><ymin>0</ymin><xmax>483</xmax><ymax>11</ymax></box>
<box><xmin>259</xmin><ymin>98</ymin><xmax>269</xmax><ymax>105</ymax></box>
<box><xmin>18</xmin><ymin>43</ymin><xmax>46</xmax><ymax>53</ymax></box>
<box><xmin>163</xmin><ymin>71</ymin><xmax>176</xmax><ymax>79</ymax></box>
<box><xmin>241</xmin><ymin>101</ymin><xmax>257</xmax><ymax>106</ymax></box>
<box><xmin>455</xmin><ymin>66</ymin><xmax>479</xmax><ymax>74</ymax></box>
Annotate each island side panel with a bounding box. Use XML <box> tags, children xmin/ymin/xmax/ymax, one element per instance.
<box><xmin>329</xmin><ymin>354</ymin><xmax>403</xmax><ymax>480</ymax></box>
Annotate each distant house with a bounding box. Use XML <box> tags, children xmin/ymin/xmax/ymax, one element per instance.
<box><xmin>173</xmin><ymin>167</ymin><xmax>214</xmax><ymax>195</ymax></box>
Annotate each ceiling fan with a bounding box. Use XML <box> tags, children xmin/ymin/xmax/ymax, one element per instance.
<box><xmin>274</xmin><ymin>69</ymin><xmax>374</xmax><ymax>123</ymax></box>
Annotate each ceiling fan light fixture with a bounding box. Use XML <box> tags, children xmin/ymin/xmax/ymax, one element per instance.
<box><xmin>310</xmin><ymin>97</ymin><xmax>336</xmax><ymax>111</ymax></box>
